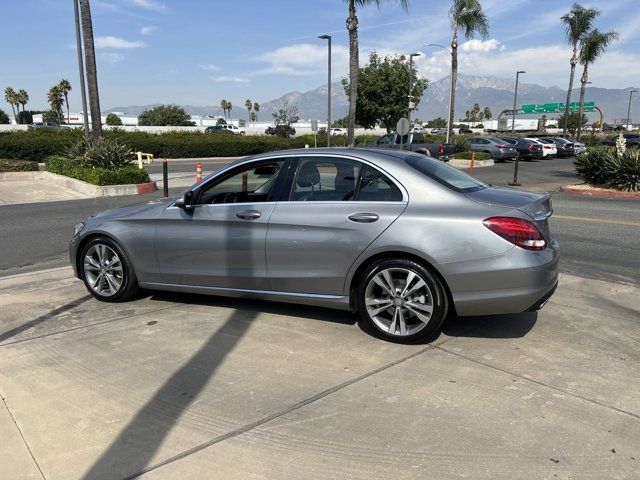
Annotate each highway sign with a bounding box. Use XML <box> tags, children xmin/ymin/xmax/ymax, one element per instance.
<box><xmin>521</xmin><ymin>102</ymin><xmax>595</xmax><ymax>114</ymax></box>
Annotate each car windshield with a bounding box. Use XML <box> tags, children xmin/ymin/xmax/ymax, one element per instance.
<box><xmin>405</xmin><ymin>155</ymin><xmax>487</xmax><ymax>193</ymax></box>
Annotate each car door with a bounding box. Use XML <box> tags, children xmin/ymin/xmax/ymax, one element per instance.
<box><xmin>265</xmin><ymin>155</ymin><xmax>407</xmax><ymax>295</ymax></box>
<box><xmin>155</xmin><ymin>158</ymin><xmax>287</xmax><ymax>289</ymax></box>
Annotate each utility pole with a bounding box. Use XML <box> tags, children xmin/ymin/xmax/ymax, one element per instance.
<box><xmin>626</xmin><ymin>89</ymin><xmax>637</xmax><ymax>131</ymax></box>
<box><xmin>512</xmin><ymin>70</ymin><xmax>525</xmax><ymax>134</ymax></box>
<box><xmin>407</xmin><ymin>53</ymin><xmax>421</xmax><ymax>126</ymax></box>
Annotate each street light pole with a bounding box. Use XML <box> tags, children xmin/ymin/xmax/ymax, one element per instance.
<box><xmin>319</xmin><ymin>34</ymin><xmax>332</xmax><ymax>147</ymax></box>
<box><xmin>425</xmin><ymin>44</ymin><xmax>452</xmax><ymax>143</ymax></box>
<box><xmin>512</xmin><ymin>70</ymin><xmax>525</xmax><ymax>134</ymax></box>
<box><xmin>407</xmin><ymin>53</ymin><xmax>421</xmax><ymax>126</ymax></box>
<box><xmin>626</xmin><ymin>89</ymin><xmax>637</xmax><ymax>131</ymax></box>
<box><xmin>73</xmin><ymin>0</ymin><xmax>90</xmax><ymax>138</ymax></box>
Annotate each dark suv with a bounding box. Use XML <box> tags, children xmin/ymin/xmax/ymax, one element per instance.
<box><xmin>602</xmin><ymin>133</ymin><xmax>640</xmax><ymax>148</ymax></box>
<box><xmin>499</xmin><ymin>137</ymin><xmax>543</xmax><ymax>160</ymax></box>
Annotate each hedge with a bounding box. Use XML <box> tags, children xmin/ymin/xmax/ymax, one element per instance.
<box><xmin>0</xmin><ymin>158</ymin><xmax>39</xmax><ymax>172</ymax></box>
<box><xmin>0</xmin><ymin>130</ymin><xmax>380</xmax><ymax>161</ymax></box>
<box><xmin>455</xmin><ymin>151</ymin><xmax>491</xmax><ymax>160</ymax></box>
<box><xmin>45</xmin><ymin>156</ymin><xmax>151</xmax><ymax>186</ymax></box>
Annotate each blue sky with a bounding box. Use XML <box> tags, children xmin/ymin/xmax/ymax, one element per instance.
<box><xmin>2</xmin><ymin>0</ymin><xmax>638</xmax><ymax>111</ymax></box>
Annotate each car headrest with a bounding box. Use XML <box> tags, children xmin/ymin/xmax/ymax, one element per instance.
<box><xmin>296</xmin><ymin>162</ymin><xmax>320</xmax><ymax>188</ymax></box>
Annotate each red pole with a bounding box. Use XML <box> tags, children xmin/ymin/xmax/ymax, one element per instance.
<box><xmin>196</xmin><ymin>162</ymin><xmax>203</xmax><ymax>183</ymax></box>
<box><xmin>469</xmin><ymin>152</ymin><xmax>475</xmax><ymax>175</ymax></box>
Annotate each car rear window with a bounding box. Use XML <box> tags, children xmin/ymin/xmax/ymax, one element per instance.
<box><xmin>405</xmin><ymin>155</ymin><xmax>487</xmax><ymax>193</ymax></box>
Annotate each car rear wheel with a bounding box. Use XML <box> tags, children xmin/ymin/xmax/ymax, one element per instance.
<box><xmin>80</xmin><ymin>237</ymin><xmax>139</xmax><ymax>302</ymax></box>
<box><xmin>357</xmin><ymin>259</ymin><xmax>448</xmax><ymax>342</ymax></box>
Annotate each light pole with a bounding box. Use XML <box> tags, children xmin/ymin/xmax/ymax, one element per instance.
<box><xmin>627</xmin><ymin>89</ymin><xmax>637</xmax><ymax>131</ymax></box>
<box><xmin>319</xmin><ymin>34</ymin><xmax>332</xmax><ymax>147</ymax></box>
<box><xmin>407</xmin><ymin>52</ymin><xmax>421</xmax><ymax>126</ymax></box>
<box><xmin>425</xmin><ymin>44</ymin><xmax>453</xmax><ymax>143</ymax></box>
<box><xmin>511</xmin><ymin>70</ymin><xmax>525</xmax><ymax>134</ymax></box>
<box><xmin>73</xmin><ymin>0</ymin><xmax>89</xmax><ymax>138</ymax></box>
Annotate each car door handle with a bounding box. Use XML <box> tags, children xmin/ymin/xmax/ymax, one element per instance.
<box><xmin>348</xmin><ymin>213</ymin><xmax>379</xmax><ymax>223</ymax></box>
<box><xmin>236</xmin><ymin>210</ymin><xmax>261</xmax><ymax>220</ymax></box>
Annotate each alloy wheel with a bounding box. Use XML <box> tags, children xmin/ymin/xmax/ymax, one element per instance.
<box><xmin>83</xmin><ymin>244</ymin><xmax>123</xmax><ymax>297</ymax></box>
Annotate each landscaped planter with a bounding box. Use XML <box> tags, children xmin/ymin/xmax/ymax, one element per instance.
<box><xmin>560</xmin><ymin>184</ymin><xmax>640</xmax><ymax>199</ymax></box>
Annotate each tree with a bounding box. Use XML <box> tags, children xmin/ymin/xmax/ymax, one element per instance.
<box><xmin>106</xmin><ymin>113</ymin><xmax>123</xmax><ymax>126</ymax></box>
<box><xmin>219</xmin><ymin>99</ymin><xmax>232</xmax><ymax>118</ymax></box>
<box><xmin>245</xmin><ymin>99</ymin><xmax>253</xmax><ymax>121</ymax></box>
<box><xmin>137</xmin><ymin>105</ymin><xmax>196</xmax><ymax>126</ymax></box>
<box><xmin>344</xmin><ymin>0</ymin><xmax>409</xmax><ymax>146</ymax></box>
<box><xmin>216</xmin><ymin>117</ymin><xmax>227</xmax><ymax>125</ymax></box>
<box><xmin>43</xmin><ymin>110</ymin><xmax>60</xmax><ymax>123</ymax></box>
<box><xmin>576</xmin><ymin>28</ymin><xmax>618</xmax><ymax>138</ymax></box>
<box><xmin>253</xmin><ymin>102</ymin><xmax>260</xmax><ymax>121</ymax></box>
<box><xmin>17</xmin><ymin>89</ymin><xmax>29</xmax><ymax>116</ymax></box>
<box><xmin>483</xmin><ymin>106</ymin><xmax>492</xmax><ymax>120</ymax></box>
<box><xmin>332</xmin><ymin>116</ymin><xmax>349</xmax><ymax>128</ymax></box>
<box><xmin>342</xmin><ymin>51</ymin><xmax>427</xmax><ymax>132</ymax></box>
<box><xmin>47</xmin><ymin>85</ymin><xmax>64</xmax><ymax>122</ymax></box>
<box><xmin>561</xmin><ymin>3</ymin><xmax>599</xmax><ymax>138</ymax></box>
<box><xmin>447</xmin><ymin>0</ymin><xmax>489</xmax><ymax>139</ymax></box>
<box><xmin>80</xmin><ymin>0</ymin><xmax>103</xmax><ymax>140</ymax></box>
<box><xmin>556</xmin><ymin>112</ymin><xmax>587</xmax><ymax>136</ymax></box>
<box><xmin>58</xmin><ymin>79</ymin><xmax>72</xmax><ymax>124</ymax></box>
<box><xmin>4</xmin><ymin>87</ymin><xmax>18</xmax><ymax>123</ymax></box>
<box><xmin>272</xmin><ymin>99</ymin><xmax>299</xmax><ymax>137</ymax></box>
<box><xmin>0</xmin><ymin>109</ymin><xmax>9</xmax><ymax>124</ymax></box>
<box><xmin>250</xmin><ymin>111</ymin><xmax>256</xmax><ymax>122</ymax></box>
<box><xmin>426</xmin><ymin>117</ymin><xmax>447</xmax><ymax>128</ymax></box>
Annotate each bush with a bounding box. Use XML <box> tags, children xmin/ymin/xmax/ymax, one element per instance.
<box><xmin>581</xmin><ymin>134</ymin><xmax>602</xmax><ymax>147</ymax></box>
<box><xmin>138</xmin><ymin>105</ymin><xmax>195</xmax><ymax>126</ymax></box>
<box><xmin>455</xmin><ymin>151</ymin><xmax>491</xmax><ymax>160</ymax></box>
<box><xmin>574</xmin><ymin>146</ymin><xmax>640</xmax><ymax>191</ymax></box>
<box><xmin>452</xmin><ymin>137</ymin><xmax>470</xmax><ymax>153</ymax></box>
<box><xmin>0</xmin><ymin>159</ymin><xmax>39</xmax><ymax>172</ymax></box>
<box><xmin>17</xmin><ymin>111</ymin><xmax>34</xmax><ymax>125</ymax></box>
<box><xmin>106</xmin><ymin>113</ymin><xmax>123</xmax><ymax>126</ymax></box>
<box><xmin>66</xmin><ymin>137</ymin><xmax>133</xmax><ymax>169</ymax></box>
<box><xmin>0</xmin><ymin>109</ymin><xmax>11</xmax><ymax>124</ymax></box>
<box><xmin>45</xmin><ymin>156</ymin><xmax>151</xmax><ymax>186</ymax></box>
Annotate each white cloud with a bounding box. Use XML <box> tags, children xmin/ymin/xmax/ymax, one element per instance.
<box><xmin>140</xmin><ymin>26</ymin><xmax>157</xmax><ymax>35</ymax></box>
<box><xmin>200</xmin><ymin>64</ymin><xmax>221</xmax><ymax>72</ymax></box>
<box><xmin>459</xmin><ymin>39</ymin><xmax>503</xmax><ymax>53</ymax></box>
<box><xmin>211</xmin><ymin>76</ymin><xmax>250</xmax><ymax>84</ymax></box>
<box><xmin>95</xmin><ymin>36</ymin><xmax>145</xmax><ymax>49</ymax></box>
<box><xmin>254</xmin><ymin>43</ymin><xmax>349</xmax><ymax>76</ymax></box>
<box><xmin>99</xmin><ymin>52</ymin><xmax>125</xmax><ymax>64</ymax></box>
<box><xmin>129</xmin><ymin>0</ymin><xmax>166</xmax><ymax>11</ymax></box>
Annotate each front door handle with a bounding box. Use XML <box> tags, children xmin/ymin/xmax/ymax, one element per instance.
<box><xmin>236</xmin><ymin>210</ymin><xmax>261</xmax><ymax>220</ymax></box>
<box><xmin>348</xmin><ymin>213</ymin><xmax>379</xmax><ymax>223</ymax></box>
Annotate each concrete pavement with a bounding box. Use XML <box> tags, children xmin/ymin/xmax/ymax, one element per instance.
<box><xmin>0</xmin><ymin>268</ymin><xmax>638</xmax><ymax>479</ymax></box>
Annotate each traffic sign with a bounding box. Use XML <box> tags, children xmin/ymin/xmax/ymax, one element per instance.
<box><xmin>521</xmin><ymin>102</ymin><xmax>595</xmax><ymax>114</ymax></box>
<box><xmin>310</xmin><ymin>119</ymin><xmax>318</xmax><ymax>132</ymax></box>
<box><xmin>396</xmin><ymin>117</ymin><xmax>410</xmax><ymax>135</ymax></box>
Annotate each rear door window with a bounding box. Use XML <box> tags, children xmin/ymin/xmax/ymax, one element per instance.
<box><xmin>355</xmin><ymin>166</ymin><xmax>403</xmax><ymax>202</ymax></box>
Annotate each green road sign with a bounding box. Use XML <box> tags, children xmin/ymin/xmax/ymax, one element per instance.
<box><xmin>521</xmin><ymin>102</ymin><xmax>595</xmax><ymax>114</ymax></box>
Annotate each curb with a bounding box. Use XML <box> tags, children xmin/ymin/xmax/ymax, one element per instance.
<box><xmin>449</xmin><ymin>158</ymin><xmax>494</xmax><ymax>169</ymax></box>
<box><xmin>560</xmin><ymin>185</ymin><xmax>640</xmax><ymax>199</ymax></box>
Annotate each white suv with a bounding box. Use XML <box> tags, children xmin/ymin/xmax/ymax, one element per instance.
<box><xmin>330</xmin><ymin>128</ymin><xmax>346</xmax><ymax>136</ymax></box>
<box><xmin>222</xmin><ymin>124</ymin><xmax>246</xmax><ymax>135</ymax></box>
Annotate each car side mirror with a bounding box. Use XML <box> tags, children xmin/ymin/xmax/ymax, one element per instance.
<box><xmin>175</xmin><ymin>190</ymin><xmax>194</xmax><ymax>211</ymax></box>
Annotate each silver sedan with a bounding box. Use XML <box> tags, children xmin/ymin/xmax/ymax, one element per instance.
<box><xmin>70</xmin><ymin>148</ymin><xmax>558</xmax><ymax>342</ymax></box>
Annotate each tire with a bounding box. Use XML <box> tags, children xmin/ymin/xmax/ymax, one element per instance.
<box><xmin>80</xmin><ymin>237</ymin><xmax>139</xmax><ymax>302</ymax></box>
<box><xmin>357</xmin><ymin>259</ymin><xmax>448</xmax><ymax>343</ymax></box>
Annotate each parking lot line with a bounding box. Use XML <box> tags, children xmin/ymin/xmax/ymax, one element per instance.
<box><xmin>553</xmin><ymin>214</ymin><xmax>640</xmax><ymax>227</ymax></box>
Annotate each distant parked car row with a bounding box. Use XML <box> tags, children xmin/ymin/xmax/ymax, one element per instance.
<box><xmin>467</xmin><ymin>136</ymin><xmax>585</xmax><ymax>161</ymax></box>
<box><xmin>601</xmin><ymin>133</ymin><xmax>640</xmax><ymax>148</ymax></box>
<box><xmin>204</xmin><ymin>124</ymin><xmax>245</xmax><ymax>135</ymax></box>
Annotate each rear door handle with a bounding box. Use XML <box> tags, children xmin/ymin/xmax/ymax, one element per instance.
<box><xmin>236</xmin><ymin>210</ymin><xmax>261</xmax><ymax>220</ymax></box>
<box><xmin>348</xmin><ymin>213</ymin><xmax>379</xmax><ymax>223</ymax></box>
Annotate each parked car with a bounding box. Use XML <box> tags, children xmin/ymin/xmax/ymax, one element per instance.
<box><xmin>602</xmin><ymin>133</ymin><xmax>640</xmax><ymax>148</ymax></box>
<box><xmin>29</xmin><ymin>121</ymin><xmax>62</xmax><ymax>130</ymax></box>
<box><xmin>525</xmin><ymin>138</ymin><xmax>556</xmax><ymax>158</ymax></box>
<box><xmin>204</xmin><ymin>125</ymin><xmax>233</xmax><ymax>134</ymax></box>
<box><xmin>468</xmin><ymin>136</ymin><xmax>517</xmax><ymax>162</ymax></box>
<box><xmin>411</xmin><ymin>127</ymin><xmax>426</xmax><ymax>134</ymax></box>
<box><xmin>330</xmin><ymin>128</ymin><xmax>346</xmax><ymax>136</ymax></box>
<box><xmin>219</xmin><ymin>124</ymin><xmax>245</xmax><ymax>135</ymax></box>
<box><xmin>430</xmin><ymin>127</ymin><xmax>447</xmax><ymax>135</ymax></box>
<box><xmin>459</xmin><ymin>127</ymin><xmax>473</xmax><ymax>135</ymax></box>
<box><xmin>544</xmin><ymin>137</ymin><xmax>576</xmax><ymax>157</ymax></box>
<box><xmin>69</xmin><ymin>148</ymin><xmax>558</xmax><ymax>342</ymax></box>
<box><xmin>370</xmin><ymin>132</ymin><xmax>454</xmax><ymax>160</ymax></box>
<box><xmin>499</xmin><ymin>137</ymin><xmax>543</xmax><ymax>160</ymax></box>
<box><xmin>572</xmin><ymin>140</ymin><xmax>586</xmax><ymax>154</ymax></box>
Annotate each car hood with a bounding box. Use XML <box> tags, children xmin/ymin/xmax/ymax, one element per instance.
<box><xmin>90</xmin><ymin>198</ymin><xmax>170</xmax><ymax>221</ymax></box>
<box><xmin>465</xmin><ymin>187</ymin><xmax>552</xmax><ymax>220</ymax></box>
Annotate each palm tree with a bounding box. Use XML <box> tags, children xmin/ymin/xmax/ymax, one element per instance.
<box><xmin>79</xmin><ymin>0</ymin><xmax>103</xmax><ymax>140</ymax></box>
<box><xmin>560</xmin><ymin>3</ymin><xmax>599</xmax><ymax>138</ymax></box>
<box><xmin>226</xmin><ymin>100</ymin><xmax>233</xmax><ymax>118</ymax></box>
<box><xmin>253</xmin><ymin>102</ymin><xmax>260</xmax><ymax>121</ymax></box>
<box><xmin>220</xmin><ymin>99</ymin><xmax>227</xmax><ymax>118</ymax></box>
<box><xmin>250</xmin><ymin>111</ymin><xmax>256</xmax><ymax>122</ymax></box>
<box><xmin>47</xmin><ymin>85</ymin><xmax>64</xmax><ymax>122</ymax></box>
<box><xmin>58</xmin><ymin>79</ymin><xmax>72</xmax><ymax>124</ymax></box>
<box><xmin>447</xmin><ymin>0</ymin><xmax>489</xmax><ymax>140</ymax></box>
<box><xmin>245</xmin><ymin>99</ymin><xmax>253</xmax><ymax>122</ymax></box>
<box><xmin>17</xmin><ymin>89</ymin><xmax>29</xmax><ymax>113</ymax></box>
<box><xmin>345</xmin><ymin>0</ymin><xmax>409</xmax><ymax>146</ymax></box>
<box><xmin>4</xmin><ymin>87</ymin><xmax>17</xmax><ymax>123</ymax></box>
<box><xmin>483</xmin><ymin>106</ymin><xmax>492</xmax><ymax>120</ymax></box>
<box><xmin>576</xmin><ymin>28</ymin><xmax>618</xmax><ymax>139</ymax></box>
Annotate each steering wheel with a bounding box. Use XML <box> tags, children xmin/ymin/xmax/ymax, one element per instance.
<box><xmin>222</xmin><ymin>192</ymin><xmax>239</xmax><ymax>204</ymax></box>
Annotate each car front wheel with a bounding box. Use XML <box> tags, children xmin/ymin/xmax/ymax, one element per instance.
<box><xmin>80</xmin><ymin>237</ymin><xmax>139</xmax><ymax>302</ymax></box>
<box><xmin>357</xmin><ymin>259</ymin><xmax>448</xmax><ymax>342</ymax></box>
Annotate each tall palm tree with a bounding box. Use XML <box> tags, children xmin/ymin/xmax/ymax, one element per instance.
<box><xmin>58</xmin><ymin>79</ymin><xmax>72</xmax><ymax>124</ymax></box>
<box><xmin>245</xmin><ymin>99</ymin><xmax>253</xmax><ymax>122</ymax></box>
<box><xmin>4</xmin><ymin>87</ymin><xmax>17</xmax><ymax>123</ymax></box>
<box><xmin>560</xmin><ymin>3</ymin><xmax>599</xmax><ymax>138</ymax></box>
<box><xmin>47</xmin><ymin>85</ymin><xmax>64</xmax><ymax>122</ymax></box>
<box><xmin>226</xmin><ymin>100</ymin><xmax>233</xmax><ymax>118</ymax></box>
<box><xmin>79</xmin><ymin>0</ymin><xmax>103</xmax><ymax>140</ymax></box>
<box><xmin>220</xmin><ymin>99</ymin><xmax>226</xmax><ymax>118</ymax></box>
<box><xmin>17</xmin><ymin>89</ymin><xmax>29</xmax><ymax>113</ymax></box>
<box><xmin>253</xmin><ymin>102</ymin><xmax>260</xmax><ymax>121</ymax></box>
<box><xmin>447</xmin><ymin>0</ymin><xmax>489</xmax><ymax>140</ymax></box>
<box><xmin>576</xmin><ymin>28</ymin><xmax>618</xmax><ymax>139</ymax></box>
<box><xmin>345</xmin><ymin>0</ymin><xmax>409</xmax><ymax>146</ymax></box>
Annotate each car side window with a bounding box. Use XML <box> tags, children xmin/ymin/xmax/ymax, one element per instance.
<box><xmin>356</xmin><ymin>166</ymin><xmax>403</xmax><ymax>202</ymax></box>
<box><xmin>377</xmin><ymin>134</ymin><xmax>394</xmax><ymax>145</ymax></box>
<box><xmin>395</xmin><ymin>134</ymin><xmax>409</xmax><ymax>145</ymax></box>
<box><xmin>290</xmin><ymin>158</ymin><xmax>361</xmax><ymax>202</ymax></box>
<box><xmin>197</xmin><ymin>160</ymin><xmax>284</xmax><ymax>205</ymax></box>
<box><xmin>469</xmin><ymin>138</ymin><xmax>477</xmax><ymax>145</ymax></box>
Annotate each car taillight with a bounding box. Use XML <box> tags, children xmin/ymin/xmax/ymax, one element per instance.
<box><xmin>528</xmin><ymin>145</ymin><xmax>537</xmax><ymax>151</ymax></box>
<box><xmin>438</xmin><ymin>144</ymin><xmax>444</xmax><ymax>154</ymax></box>
<box><xmin>483</xmin><ymin>217</ymin><xmax>546</xmax><ymax>251</ymax></box>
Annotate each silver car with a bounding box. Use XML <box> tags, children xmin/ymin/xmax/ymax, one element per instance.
<box><xmin>70</xmin><ymin>149</ymin><xmax>558</xmax><ymax>342</ymax></box>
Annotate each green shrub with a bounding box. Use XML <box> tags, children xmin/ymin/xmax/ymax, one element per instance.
<box><xmin>574</xmin><ymin>146</ymin><xmax>640</xmax><ymax>191</ymax></box>
<box><xmin>45</xmin><ymin>156</ymin><xmax>150</xmax><ymax>186</ymax></box>
<box><xmin>66</xmin><ymin>137</ymin><xmax>134</xmax><ymax>169</ymax></box>
<box><xmin>455</xmin><ymin>151</ymin><xmax>491</xmax><ymax>160</ymax></box>
<box><xmin>0</xmin><ymin>158</ymin><xmax>39</xmax><ymax>172</ymax></box>
<box><xmin>0</xmin><ymin>109</ymin><xmax>11</xmax><ymax>124</ymax></box>
<box><xmin>106</xmin><ymin>113</ymin><xmax>123</xmax><ymax>126</ymax></box>
<box><xmin>452</xmin><ymin>137</ymin><xmax>470</xmax><ymax>153</ymax></box>
<box><xmin>138</xmin><ymin>105</ymin><xmax>195</xmax><ymax>126</ymax></box>
<box><xmin>581</xmin><ymin>134</ymin><xmax>602</xmax><ymax>147</ymax></box>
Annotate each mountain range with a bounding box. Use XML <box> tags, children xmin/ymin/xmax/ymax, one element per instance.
<box><xmin>107</xmin><ymin>74</ymin><xmax>639</xmax><ymax>123</ymax></box>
